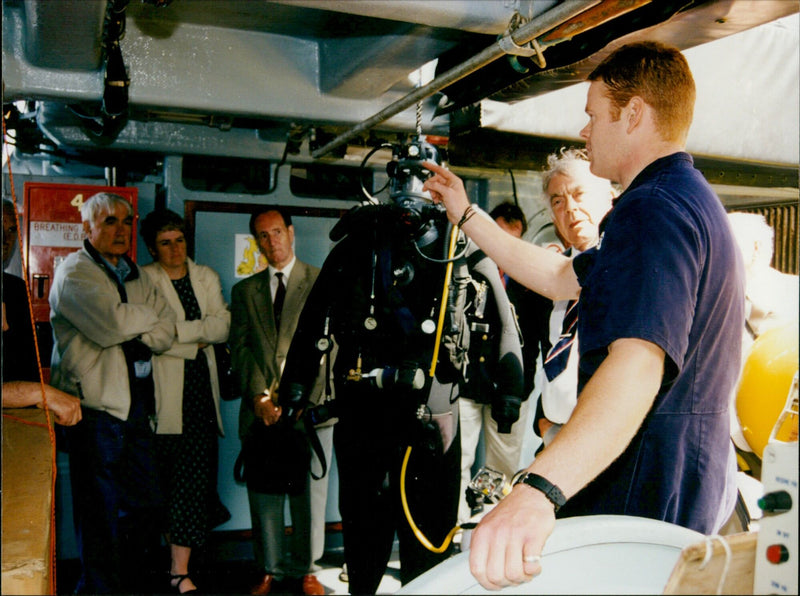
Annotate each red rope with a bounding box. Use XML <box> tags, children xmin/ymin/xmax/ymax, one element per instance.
<box><xmin>3</xmin><ymin>108</ymin><xmax>58</xmax><ymax>596</ymax></box>
<box><xmin>2</xmin><ymin>412</ymin><xmax>51</xmax><ymax>429</ymax></box>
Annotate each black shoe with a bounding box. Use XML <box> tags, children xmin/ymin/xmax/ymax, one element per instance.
<box><xmin>169</xmin><ymin>573</ymin><xmax>199</xmax><ymax>593</ymax></box>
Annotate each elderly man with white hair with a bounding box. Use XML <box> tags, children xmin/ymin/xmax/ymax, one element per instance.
<box><xmin>534</xmin><ymin>147</ymin><xmax>616</xmax><ymax>447</ymax></box>
<box><xmin>49</xmin><ymin>192</ymin><xmax>175</xmax><ymax>594</ymax></box>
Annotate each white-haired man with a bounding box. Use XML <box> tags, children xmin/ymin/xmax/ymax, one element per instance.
<box><xmin>50</xmin><ymin>192</ymin><xmax>175</xmax><ymax>593</ymax></box>
<box><xmin>534</xmin><ymin>147</ymin><xmax>615</xmax><ymax>447</ymax></box>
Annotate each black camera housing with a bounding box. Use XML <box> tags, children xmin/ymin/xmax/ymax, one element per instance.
<box><xmin>387</xmin><ymin>135</ymin><xmax>440</xmax><ymax>204</ymax></box>
<box><xmin>306</xmin><ymin>400</ymin><xmax>339</xmax><ymax>426</ymax></box>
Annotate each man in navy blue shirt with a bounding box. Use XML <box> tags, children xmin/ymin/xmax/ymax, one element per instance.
<box><xmin>423</xmin><ymin>41</ymin><xmax>744</xmax><ymax>590</ymax></box>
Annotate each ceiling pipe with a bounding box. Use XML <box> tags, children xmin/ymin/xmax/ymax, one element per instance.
<box><xmin>311</xmin><ymin>0</ymin><xmax>601</xmax><ymax>159</ymax></box>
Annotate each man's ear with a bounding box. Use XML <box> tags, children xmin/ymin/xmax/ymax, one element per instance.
<box><xmin>626</xmin><ymin>96</ymin><xmax>645</xmax><ymax>134</ymax></box>
<box><xmin>82</xmin><ymin>220</ymin><xmax>92</xmax><ymax>235</ymax></box>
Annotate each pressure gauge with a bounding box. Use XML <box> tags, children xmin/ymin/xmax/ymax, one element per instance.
<box><xmin>421</xmin><ymin>319</ymin><xmax>436</xmax><ymax>334</ymax></box>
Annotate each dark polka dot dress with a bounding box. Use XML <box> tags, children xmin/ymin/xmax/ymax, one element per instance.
<box><xmin>156</xmin><ymin>273</ymin><xmax>231</xmax><ymax>548</ymax></box>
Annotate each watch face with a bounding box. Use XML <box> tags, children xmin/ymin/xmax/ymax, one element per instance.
<box><xmin>364</xmin><ymin>317</ymin><xmax>377</xmax><ymax>330</ymax></box>
<box><xmin>316</xmin><ymin>338</ymin><xmax>330</xmax><ymax>352</ymax></box>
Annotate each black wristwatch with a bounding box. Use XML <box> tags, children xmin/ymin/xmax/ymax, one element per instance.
<box><xmin>513</xmin><ymin>473</ymin><xmax>566</xmax><ymax>512</ymax></box>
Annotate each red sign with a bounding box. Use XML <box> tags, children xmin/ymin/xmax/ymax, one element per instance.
<box><xmin>23</xmin><ymin>183</ymin><xmax>138</xmax><ymax>323</ymax></box>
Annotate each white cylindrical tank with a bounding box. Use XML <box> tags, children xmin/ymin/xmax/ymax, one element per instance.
<box><xmin>397</xmin><ymin>515</ymin><xmax>703</xmax><ymax>595</ymax></box>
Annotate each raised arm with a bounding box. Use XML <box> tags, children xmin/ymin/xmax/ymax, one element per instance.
<box><xmin>422</xmin><ymin>163</ymin><xmax>579</xmax><ymax>301</ymax></box>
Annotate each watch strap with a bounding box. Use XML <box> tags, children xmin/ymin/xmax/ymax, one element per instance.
<box><xmin>514</xmin><ymin>473</ymin><xmax>566</xmax><ymax>512</ymax></box>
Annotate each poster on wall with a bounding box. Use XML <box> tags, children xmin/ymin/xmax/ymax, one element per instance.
<box><xmin>234</xmin><ymin>233</ymin><xmax>267</xmax><ymax>278</ymax></box>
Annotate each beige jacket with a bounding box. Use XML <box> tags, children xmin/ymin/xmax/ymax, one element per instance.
<box><xmin>49</xmin><ymin>243</ymin><xmax>175</xmax><ymax>421</ymax></box>
<box><xmin>142</xmin><ymin>258</ymin><xmax>231</xmax><ymax>435</ymax></box>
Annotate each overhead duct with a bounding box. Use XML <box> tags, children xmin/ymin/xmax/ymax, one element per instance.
<box><xmin>270</xmin><ymin>0</ymin><xmax>559</xmax><ymax>36</ymax></box>
<box><xmin>22</xmin><ymin>0</ymin><xmax>106</xmax><ymax>70</ymax></box>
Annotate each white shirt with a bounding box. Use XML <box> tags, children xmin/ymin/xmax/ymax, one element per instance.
<box><xmin>541</xmin><ymin>248</ymin><xmax>581</xmax><ymax>426</ymax></box>
<box><xmin>268</xmin><ymin>256</ymin><xmax>296</xmax><ymax>301</ymax></box>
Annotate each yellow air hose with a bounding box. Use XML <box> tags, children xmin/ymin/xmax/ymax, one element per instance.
<box><xmin>401</xmin><ymin>446</ymin><xmax>462</xmax><ymax>553</ymax></box>
<box><xmin>404</xmin><ymin>224</ymin><xmax>463</xmax><ymax>553</ymax></box>
<box><xmin>428</xmin><ymin>224</ymin><xmax>461</xmax><ymax>378</ymax></box>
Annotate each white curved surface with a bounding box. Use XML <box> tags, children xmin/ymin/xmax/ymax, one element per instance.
<box><xmin>397</xmin><ymin>515</ymin><xmax>703</xmax><ymax>595</ymax></box>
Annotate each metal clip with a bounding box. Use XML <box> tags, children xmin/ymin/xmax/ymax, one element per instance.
<box><xmin>498</xmin><ymin>34</ymin><xmax>546</xmax><ymax>68</ymax></box>
<box><xmin>347</xmin><ymin>355</ymin><xmax>363</xmax><ymax>381</ymax></box>
<box><xmin>473</xmin><ymin>280</ymin><xmax>488</xmax><ymax>319</ymax></box>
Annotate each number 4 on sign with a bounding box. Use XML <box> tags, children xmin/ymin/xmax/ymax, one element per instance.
<box><xmin>70</xmin><ymin>194</ymin><xmax>84</xmax><ymax>209</ymax></box>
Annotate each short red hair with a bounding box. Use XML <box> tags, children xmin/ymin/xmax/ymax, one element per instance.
<box><xmin>589</xmin><ymin>41</ymin><xmax>695</xmax><ymax>145</ymax></box>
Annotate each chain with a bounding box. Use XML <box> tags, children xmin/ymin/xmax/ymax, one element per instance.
<box><xmin>415</xmin><ymin>66</ymin><xmax>423</xmax><ymax>136</ymax></box>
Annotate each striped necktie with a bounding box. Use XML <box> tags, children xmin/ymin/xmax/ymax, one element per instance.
<box><xmin>543</xmin><ymin>298</ymin><xmax>578</xmax><ymax>381</ymax></box>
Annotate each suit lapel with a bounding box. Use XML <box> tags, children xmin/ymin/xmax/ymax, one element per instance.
<box><xmin>277</xmin><ymin>262</ymin><xmax>310</xmax><ymax>345</ymax></box>
<box><xmin>249</xmin><ymin>271</ymin><xmax>279</xmax><ymax>347</ymax></box>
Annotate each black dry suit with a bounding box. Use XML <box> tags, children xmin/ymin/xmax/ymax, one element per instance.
<box><xmin>279</xmin><ymin>202</ymin><xmax>523</xmax><ymax>594</ymax></box>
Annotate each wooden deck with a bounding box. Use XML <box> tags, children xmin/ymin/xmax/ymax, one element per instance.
<box><xmin>2</xmin><ymin>407</ymin><xmax>55</xmax><ymax>595</ymax></box>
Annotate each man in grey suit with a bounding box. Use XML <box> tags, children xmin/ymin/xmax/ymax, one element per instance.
<box><xmin>230</xmin><ymin>207</ymin><xmax>325</xmax><ymax>596</ymax></box>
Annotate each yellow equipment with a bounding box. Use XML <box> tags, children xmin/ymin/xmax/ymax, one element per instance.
<box><xmin>736</xmin><ymin>322</ymin><xmax>799</xmax><ymax>459</ymax></box>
